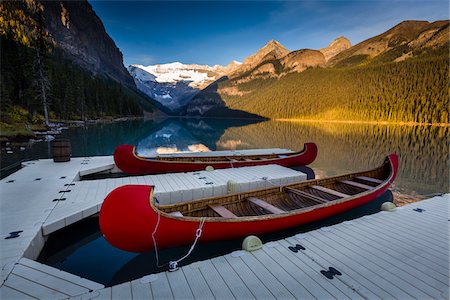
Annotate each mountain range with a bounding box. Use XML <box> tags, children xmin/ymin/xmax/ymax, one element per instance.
<box><xmin>130</xmin><ymin>20</ymin><xmax>448</xmax><ymax>120</ymax></box>
<box><xmin>178</xmin><ymin>20</ymin><xmax>448</xmax><ymax>122</ymax></box>
<box><xmin>128</xmin><ymin>61</ymin><xmax>240</xmax><ymax>111</ymax></box>
<box><xmin>1</xmin><ymin>0</ymin><xmax>448</xmax><ymax>126</ymax></box>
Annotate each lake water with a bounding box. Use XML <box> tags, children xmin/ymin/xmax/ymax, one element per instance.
<box><xmin>3</xmin><ymin>117</ymin><xmax>448</xmax><ymax>195</ymax></box>
<box><xmin>7</xmin><ymin>117</ymin><xmax>445</xmax><ymax>286</ymax></box>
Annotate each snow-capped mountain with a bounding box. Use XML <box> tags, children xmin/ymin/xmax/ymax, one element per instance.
<box><xmin>128</xmin><ymin>61</ymin><xmax>241</xmax><ymax>111</ymax></box>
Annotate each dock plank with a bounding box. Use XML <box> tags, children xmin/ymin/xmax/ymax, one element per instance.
<box><xmin>302</xmin><ymin>230</ymin><xmax>434</xmax><ymax>299</ymax></box>
<box><xmin>224</xmin><ymin>253</ymin><xmax>275</xmax><ymax>299</ymax></box>
<box><xmin>4</xmin><ymin>274</ymin><xmax>68</xmax><ymax>299</ymax></box>
<box><xmin>0</xmin><ymin>286</ymin><xmax>36</xmax><ymax>299</ymax></box>
<box><xmin>95</xmin><ymin>287</ymin><xmax>112</xmax><ymax>300</ymax></box>
<box><xmin>166</xmin><ymin>267</ymin><xmax>195</xmax><ymax>299</ymax></box>
<box><xmin>257</xmin><ymin>245</ymin><xmax>339</xmax><ymax>299</ymax></box>
<box><xmin>330</xmin><ymin>223</ymin><xmax>449</xmax><ymax>289</ymax></box>
<box><xmin>343</xmin><ymin>216</ymin><xmax>449</xmax><ymax>280</ymax></box>
<box><xmin>238</xmin><ymin>249</ymin><xmax>296</xmax><ymax>300</ymax></box>
<box><xmin>111</xmin><ymin>282</ymin><xmax>131</xmax><ymax>300</ymax></box>
<box><xmin>251</xmin><ymin>247</ymin><xmax>316</xmax><ymax>299</ymax></box>
<box><xmin>358</xmin><ymin>214</ymin><xmax>448</xmax><ymax>259</ymax></box>
<box><xmin>193</xmin><ymin>260</ymin><xmax>235</xmax><ymax>299</ymax></box>
<box><xmin>181</xmin><ymin>265</ymin><xmax>214</xmax><ymax>300</ymax></box>
<box><xmin>210</xmin><ymin>256</ymin><xmax>255</xmax><ymax>299</ymax></box>
<box><xmin>275</xmin><ymin>240</ymin><xmax>362</xmax><ymax>300</ymax></box>
<box><xmin>130</xmin><ymin>280</ymin><xmax>153</xmax><ymax>300</ymax></box>
<box><xmin>12</xmin><ymin>264</ymin><xmax>89</xmax><ymax>296</ymax></box>
<box><xmin>149</xmin><ymin>273</ymin><xmax>174</xmax><ymax>300</ymax></box>
<box><xmin>285</xmin><ymin>236</ymin><xmax>393</xmax><ymax>299</ymax></box>
<box><xmin>18</xmin><ymin>258</ymin><xmax>104</xmax><ymax>291</ymax></box>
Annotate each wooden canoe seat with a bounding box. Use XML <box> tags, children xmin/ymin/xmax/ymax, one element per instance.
<box><xmin>310</xmin><ymin>185</ymin><xmax>350</xmax><ymax>198</ymax></box>
<box><xmin>247</xmin><ymin>197</ymin><xmax>285</xmax><ymax>214</ymax></box>
<box><xmin>340</xmin><ymin>180</ymin><xmax>374</xmax><ymax>190</ymax></box>
<box><xmin>209</xmin><ymin>205</ymin><xmax>238</xmax><ymax>218</ymax></box>
<box><xmin>356</xmin><ymin>176</ymin><xmax>383</xmax><ymax>184</ymax></box>
<box><xmin>285</xmin><ymin>187</ymin><xmax>328</xmax><ymax>203</ymax></box>
<box><xmin>168</xmin><ymin>211</ymin><xmax>183</xmax><ymax>217</ymax></box>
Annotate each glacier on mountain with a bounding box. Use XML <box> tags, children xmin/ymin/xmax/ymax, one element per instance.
<box><xmin>128</xmin><ymin>61</ymin><xmax>241</xmax><ymax>111</ymax></box>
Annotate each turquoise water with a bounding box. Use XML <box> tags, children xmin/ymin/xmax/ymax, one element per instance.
<box><xmin>28</xmin><ymin>117</ymin><xmax>447</xmax><ymax>285</ymax></box>
<box><xmin>3</xmin><ymin>118</ymin><xmax>448</xmax><ymax>195</ymax></box>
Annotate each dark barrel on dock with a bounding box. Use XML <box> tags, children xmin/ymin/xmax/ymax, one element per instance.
<box><xmin>51</xmin><ymin>139</ymin><xmax>71</xmax><ymax>162</ymax></box>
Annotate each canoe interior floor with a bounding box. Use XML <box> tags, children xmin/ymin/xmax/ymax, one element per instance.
<box><xmin>161</xmin><ymin>174</ymin><xmax>387</xmax><ymax>219</ymax></box>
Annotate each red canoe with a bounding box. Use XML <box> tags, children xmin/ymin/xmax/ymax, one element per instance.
<box><xmin>100</xmin><ymin>154</ymin><xmax>398</xmax><ymax>253</ymax></box>
<box><xmin>113</xmin><ymin>143</ymin><xmax>318</xmax><ymax>175</ymax></box>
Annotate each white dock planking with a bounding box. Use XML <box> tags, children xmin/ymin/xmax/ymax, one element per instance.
<box><xmin>0</xmin><ymin>155</ymin><xmax>306</xmax><ymax>292</ymax></box>
<box><xmin>0</xmin><ymin>258</ymin><xmax>103</xmax><ymax>299</ymax></box>
<box><xmin>1</xmin><ymin>157</ymin><xmax>94</xmax><ymax>285</ymax></box>
<box><xmin>42</xmin><ymin>161</ymin><xmax>305</xmax><ymax>235</ymax></box>
<box><xmin>66</xmin><ymin>194</ymin><xmax>448</xmax><ymax>300</ymax></box>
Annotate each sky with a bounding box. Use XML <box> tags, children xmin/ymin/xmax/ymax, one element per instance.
<box><xmin>89</xmin><ymin>0</ymin><xmax>449</xmax><ymax>67</ymax></box>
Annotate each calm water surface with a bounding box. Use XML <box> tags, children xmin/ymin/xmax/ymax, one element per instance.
<box><xmin>11</xmin><ymin>117</ymin><xmax>444</xmax><ymax>285</ymax></box>
<box><xmin>3</xmin><ymin>118</ymin><xmax>448</xmax><ymax>195</ymax></box>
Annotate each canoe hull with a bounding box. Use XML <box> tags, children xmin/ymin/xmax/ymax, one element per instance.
<box><xmin>113</xmin><ymin>143</ymin><xmax>318</xmax><ymax>175</ymax></box>
<box><xmin>100</xmin><ymin>184</ymin><xmax>392</xmax><ymax>253</ymax></box>
<box><xmin>100</xmin><ymin>154</ymin><xmax>398</xmax><ymax>253</ymax></box>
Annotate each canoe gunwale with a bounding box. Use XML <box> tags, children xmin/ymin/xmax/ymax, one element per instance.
<box><xmin>132</xmin><ymin>144</ymin><xmax>312</xmax><ymax>164</ymax></box>
<box><xmin>153</xmin><ymin>154</ymin><xmax>397</xmax><ymax>223</ymax></box>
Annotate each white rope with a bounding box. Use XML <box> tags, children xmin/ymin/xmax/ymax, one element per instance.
<box><xmin>151</xmin><ymin>205</ymin><xmax>207</xmax><ymax>270</ymax></box>
<box><xmin>151</xmin><ymin>202</ymin><xmax>166</xmax><ymax>268</ymax></box>
<box><xmin>168</xmin><ymin>216</ymin><xmax>206</xmax><ymax>271</ymax></box>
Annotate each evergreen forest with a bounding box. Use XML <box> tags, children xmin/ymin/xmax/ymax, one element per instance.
<box><xmin>220</xmin><ymin>55</ymin><xmax>449</xmax><ymax>124</ymax></box>
<box><xmin>0</xmin><ymin>2</ymin><xmax>150</xmax><ymax>130</ymax></box>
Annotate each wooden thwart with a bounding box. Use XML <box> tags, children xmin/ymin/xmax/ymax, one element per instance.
<box><xmin>285</xmin><ymin>187</ymin><xmax>329</xmax><ymax>203</ymax></box>
<box><xmin>247</xmin><ymin>197</ymin><xmax>286</xmax><ymax>214</ymax></box>
<box><xmin>356</xmin><ymin>176</ymin><xmax>383</xmax><ymax>184</ymax></box>
<box><xmin>209</xmin><ymin>205</ymin><xmax>238</xmax><ymax>218</ymax></box>
<box><xmin>340</xmin><ymin>180</ymin><xmax>374</xmax><ymax>190</ymax></box>
<box><xmin>310</xmin><ymin>185</ymin><xmax>350</xmax><ymax>198</ymax></box>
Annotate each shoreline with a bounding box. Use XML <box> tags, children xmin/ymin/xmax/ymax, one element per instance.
<box><xmin>275</xmin><ymin>118</ymin><xmax>450</xmax><ymax>127</ymax></box>
<box><xmin>0</xmin><ymin>116</ymin><xmax>144</xmax><ymax>144</ymax></box>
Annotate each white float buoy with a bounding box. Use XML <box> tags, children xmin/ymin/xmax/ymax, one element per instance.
<box><xmin>242</xmin><ymin>235</ymin><xmax>262</xmax><ymax>251</ymax></box>
<box><xmin>380</xmin><ymin>201</ymin><xmax>397</xmax><ymax>211</ymax></box>
<box><xmin>205</xmin><ymin>165</ymin><xmax>214</xmax><ymax>172</ymax></box>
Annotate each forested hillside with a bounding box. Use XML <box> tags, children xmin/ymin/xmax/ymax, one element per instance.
<box><xmin>0</xmin><ymin>1</ymin><xmax>153</xmax><ymax>131</ymax></box>
<box><xmin>220</xmin><ymin>55</ymin><xmax>449</xmax><ymax>124</ymax></box>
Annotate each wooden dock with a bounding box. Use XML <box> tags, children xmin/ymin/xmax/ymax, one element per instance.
<box><xmin>1</xmin><ymin>155</ymin><xmax>448</xmax><ymax>299</ymax></box>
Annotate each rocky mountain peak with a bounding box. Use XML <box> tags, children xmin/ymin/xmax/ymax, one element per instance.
<box><xmin>320</xmin><ymin>36</ymin><xmax>351</xmax><ymax>61</ymax></box>
<box><xmin>35</xmin><ymin>0</ymin><xmax>135</xmax><ymax>86</ymax></box>
<box><xmin>257</xmin><ymin>39</ymin><xmax>289</xmax><ymax>57</ymax></box>
<box><xmin>229</xmin><ymin>40</ymin><xmax>289</xmax><ymax>78</ymax></box>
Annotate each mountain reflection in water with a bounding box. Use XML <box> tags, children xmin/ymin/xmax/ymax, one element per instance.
<box><xmin>2</xmin><ymin>118</ymin><xmax>447</xmax><ymax>195</ymax></box>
